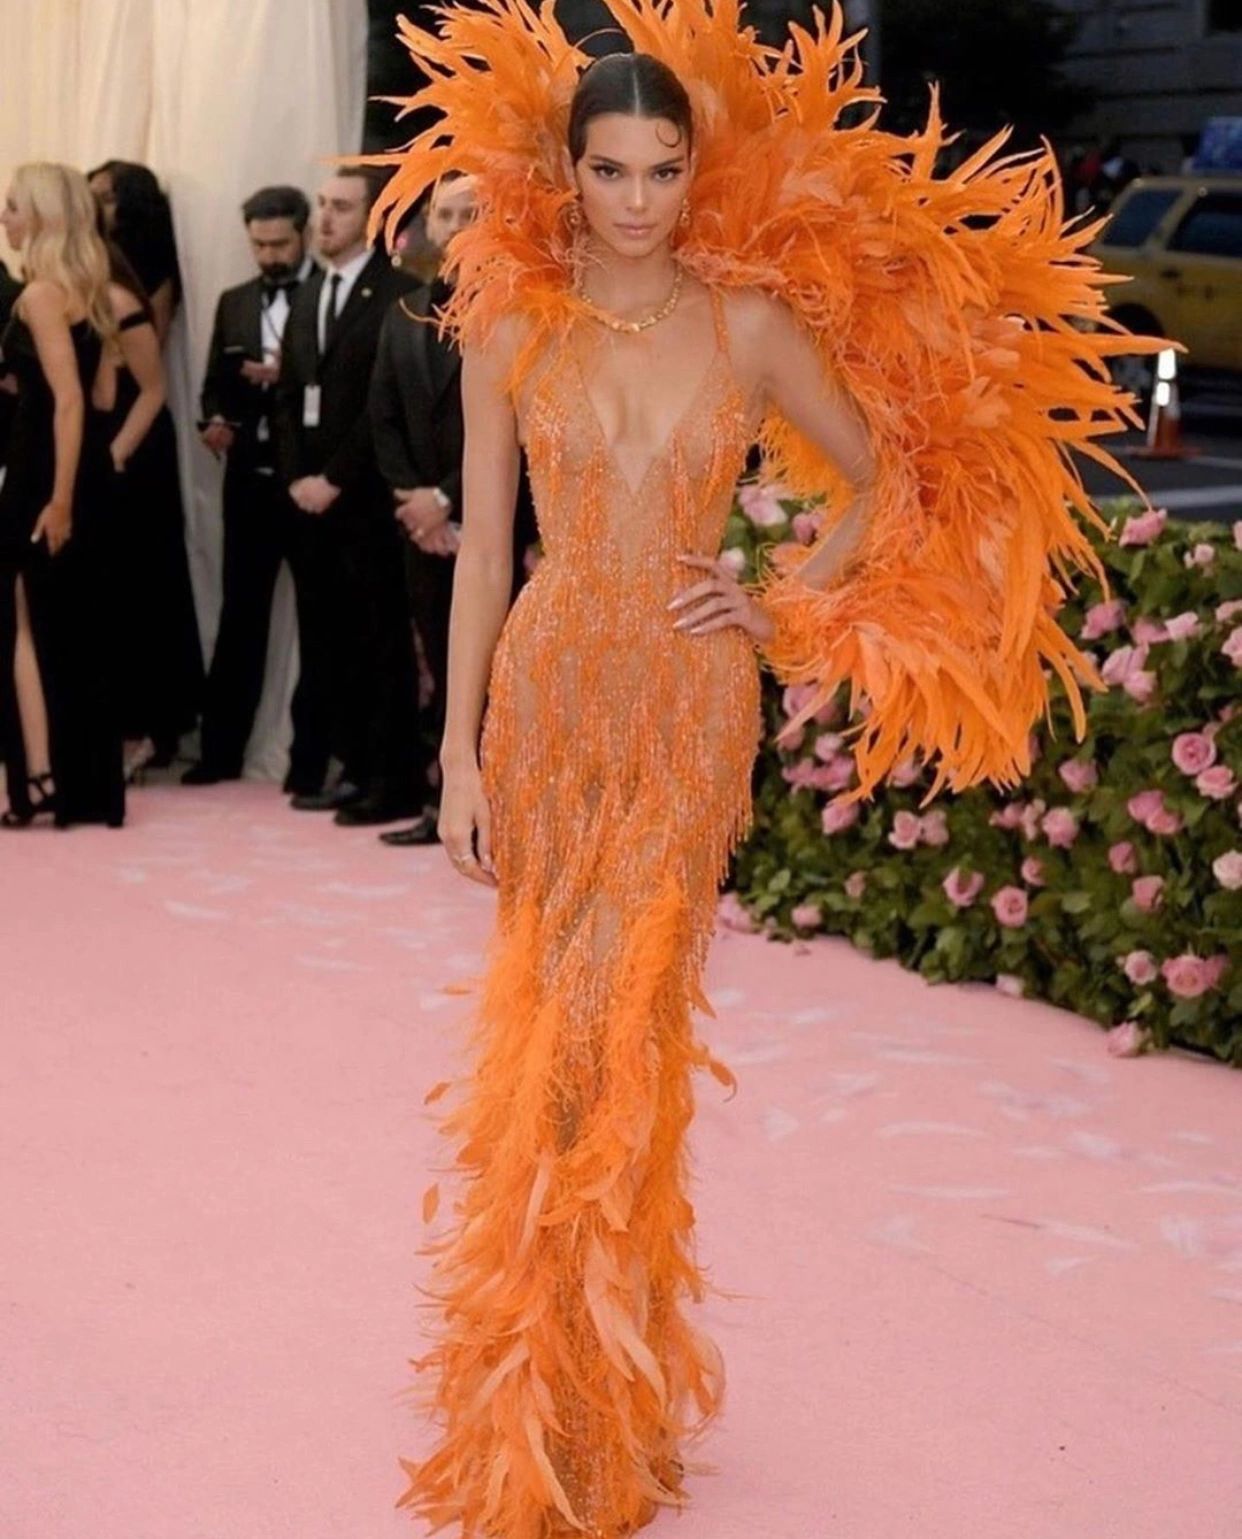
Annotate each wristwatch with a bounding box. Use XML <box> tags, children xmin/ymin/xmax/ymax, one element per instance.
<box><xmin>431</xmin><ymin>487</ymin><xmax>452</xmax><ymax>515</ymax></box>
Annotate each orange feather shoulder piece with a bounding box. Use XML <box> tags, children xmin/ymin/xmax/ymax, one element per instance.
<box><xmin>370</xmin><ymin>0</ymin><xmax>1165</xmax><ymax>799</ymax></box>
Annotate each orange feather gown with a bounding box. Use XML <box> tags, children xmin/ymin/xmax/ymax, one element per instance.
<box><xmin>368</xmin><ymin>3</ymin><xmax>1161</xmax><ymax>1534</ymax></box>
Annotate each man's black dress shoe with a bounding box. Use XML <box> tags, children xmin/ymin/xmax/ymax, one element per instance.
<box><xmin>333</xmin><ymin>795</ymin><xmax>421</xmax><ymax>828</ymax></box>
<box><xmin>379</xmin><ymin>815</ymin><xmax>440</xmax><ymax>847</ymax></box>
<box><xmin>290</xmin><ymin>781</ymin><xmax>361</xmax><ymax>812</ymax></box>
<box><xmin>181</xmin><ymin>762</ymin><xmax>241</xmax><ymax>786</ymax></box>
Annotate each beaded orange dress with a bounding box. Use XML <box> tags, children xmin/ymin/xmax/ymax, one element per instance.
<box><xmin>369</xmin><ymin>4</ymin><xmax>1164</xmax><ymax>1536</ymax></box>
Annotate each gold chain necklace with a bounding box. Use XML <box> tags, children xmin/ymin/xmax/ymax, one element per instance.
<box><xmin>573</xmin><ymin>264</ymin><xmax>683</xmax><ymax>334</ymax></box>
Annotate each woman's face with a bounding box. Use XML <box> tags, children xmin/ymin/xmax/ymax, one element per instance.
<box><xmin>1</xmin><ymin>184</ymin><xmax>29</xmax><ymax>251</ymax></box>
<box><xmin>570</xmin><ymin>113</ymin><xmax>691</xmax><ymax>260</ymax></box>
<box><xmin>89</xmin><ymin>169</ymin><xmax>117</xmax><ymax>232</ymax></box>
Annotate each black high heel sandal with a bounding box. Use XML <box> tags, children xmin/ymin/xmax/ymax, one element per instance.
<box><xmin>1</xmin><ymin>771</ymin><xmax>58</xmax><ymax>828</ymax></box>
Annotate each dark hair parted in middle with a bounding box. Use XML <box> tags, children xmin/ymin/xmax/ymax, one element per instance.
<box><xmin>567</xmin><ymin>52</ymin><xmax>694</xmax><ymax>164</ymax></box>
<box><xmin>241</xmin><ymin>185</ymin><xmax>311</xmax><ymax>231</ymax></box>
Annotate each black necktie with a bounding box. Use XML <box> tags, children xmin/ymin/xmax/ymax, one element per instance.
<box><xmin>323</xmin><ymin>272</ymin><xmax>343</xmax><ymax>351</ymax></box>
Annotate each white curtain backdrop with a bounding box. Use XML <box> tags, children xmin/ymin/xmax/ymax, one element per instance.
<box><xmin>0</xmin><ymin>0</ymin><xmax>369</xmax><ymax>776</ymax></box>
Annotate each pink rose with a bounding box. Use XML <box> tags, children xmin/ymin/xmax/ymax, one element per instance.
<box><xmin>1164</xmin><ymin>611</ymin><xmax>1202</xmax><ymax>641</ymax></box>
<box><xmin>1080</xmin><ymin>599</ymin><xmax>1127</xmax><ymax>640</ymax></box>
<box><xmin>1019</xmin><ymin>798</ymin><xmax>1047</xmax><ymax>842</ymax></box>
<box><xmin>995</xmin><ymin>974</ymin><xmax>1024</xmax><ymax>998</ymax></box>
<box><xmin>1127</xmin><ymin>789</ymin><xmax>1168</xmax><ymax>831</ymax></box>
<box><xmin>813</xmin><ymin>732</ymin><xmax>845</xmax><ymax>762</ymax></box>
<box><xmin>792</xmin><ymin>511</ymin><xmax>820</xmax><ymax>545</ymax></box>
<box><xmin>1107</xmin><ymin>1022</ymin><xmax>1148</xmax><ymax>1058</ymax></box>
<box><xmin>1212</xmin><ymin>850</ymin><xmax>1242</xmax><ymax>890</ymax></box>
<box><xmin>889</xmin><ymin>757</ymin><xmax>922</xmax><ymax>788</ymax></box>
<box><xmin>1020</xmin><ymin>856</ymin><xmax>1045</xmax><ymax>887</ymax></box>
<box><xmin>1057</xmin><ymin>758</ymin><xmax>1099</xmax><ymax>794</ymax></box>
<box><xmin>1109</xmin><ymin>841</ymin><xmax>1137</xmax><ymax>874</ymax></box>
<box><xmin>991</xmin><ymin>885</ymin><xmax>1029</xmax><ymax>927</ymax></box>
<box><xmin>918</xmin><ymin>809</ymin><xmax>950</xmax><ymax>847</ymax></box>
<box><xmin>1118</xmin><ymin>507</ymin><xmax>1167</xmax><ymax>546</ymax></box>
<box><xmin>1160</xmin><ymin>954</ymin><xmax>1214</xmax><ymax>999</ymax></box>
<box><xmin>1131</xmin><ymin>617</ymin><xmax>1169</xmax><ymax>645</ymax></box>
<box><xmin>1147</xmin><ymin>806</ymin><xmax>1184</xmax><ymax>836</ymax></box>
<box><xmin>718</xmin><ymin>547</ymin><xmax>747</xmax><ymax>578</ymax></box>
<box><xmin>1185</xmin><ymin>543</ymin><xmax>1216</xmax><ymax>569</ymax></box>
<box><xmin>737</xmin><ymin>483</ymin><xmax>788</xmax><ymax>528</ymax></box>
<box><xmin>1041</xmin><ymin>807</ymin><xmax>1080</xmax><ymax>848</ymax></box>
<box><xmin>1122</xmin><ymin>950</ymin><xmax>1158</xmax><ymax>985</ymax></box>
<box><xmin>1197</xmin><ymin>765</ymin><xmax>1238</xmax><ymax>800</ymax></box>
<box><xmin>791</xmin><ymin>902</ymin><xmax>822</xmax><ymax>930</ymax></box>
<box><xmin>1101</xmin><ymin>643</ymin><xmax>1146</xmax><ymax>686</ymax></box>
<box><xmin>821</xmin><ymin>799</ymin><xmax>860</xmax><ymax>836</ymax></box>
<box><xmin>989</xmin><ymin>801</ymin><xmax>1026</xmax><ymax>830</ymax></box>
<box><xmin>1216</xmin><ymin>599</ymin><xmax>1242</xmax><ymax>625</ymax></box>
<box><xmin>1222</xmin><ymin>628</ymin><xmax>1242</xmax><ymax>668</ymax></box>
<box><xmin>810</xmin><ymin>757</ymin><xmax>856</xmax><ymax>793</ymax></box>
<box><xmin>1131</xmin><ymin>875</ymin><xmax>1165</xmax><ymax>913</ymax></box>
<box><xmin>942</xmin><ymin>867</ymin><xmax>985</xmax><ymax>908</ymax></box>
<box><xmin>888</xmin><ymin>809</ymin><xmax>922</xmax><ymax>850</ymax></box>
<box><xmin>1123</xmin><ymin>667</ymin><xmax>1157</xmax><ymax>704</ymax></box>
<box><xmin>1204</xmin><ymin>954</ymin><xmax>1230</xmax><ymax>989</ymax></box>
<box><xmin>1171</xmin><ymin>731</ymin><xmax>1217</xmax><ymax>775</ymax></box>
<box><xmin>782</xmin><ymin>757</ymin><xmax>819</xmax><ymax>789</ymax></box>
<box><xmin>718</xmin><ymin>892</ymin><xmax>756</xmax><ymax>933</ymax></box>
<box><xmin>844</xmin><ymin>871</ymin><xmax>867</xmax><ymax>900</ymax></box>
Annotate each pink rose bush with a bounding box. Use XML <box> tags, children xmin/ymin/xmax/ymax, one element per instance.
<box><xmin>726</xmin><ymin>491</ymin><xmax>1242</xmax><ymax>1062</ymax></box>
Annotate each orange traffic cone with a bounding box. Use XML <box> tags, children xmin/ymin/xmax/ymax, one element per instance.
<box><xmin>1134</xmin><ymin>348</ymin><xmax>1197</xmax><ymax>461</ymax></box>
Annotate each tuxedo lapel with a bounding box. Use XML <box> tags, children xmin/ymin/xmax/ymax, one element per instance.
<box><xmin>319</xmin><ymin>251</ymin><xmax>385</xmax><ymax>368</ymax></box>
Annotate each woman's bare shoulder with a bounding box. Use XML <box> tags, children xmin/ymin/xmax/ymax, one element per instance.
<box><xmin>719</xmin><ymin>285</ymin><xmax>798</xmax><ymax>343</ymax></box>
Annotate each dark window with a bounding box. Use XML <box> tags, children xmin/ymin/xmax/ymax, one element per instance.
<box><xmin>1207</xmin><ymin>0</ymin><xmax>1242</xmax><ymax>32</ymax></box>
<box><xmin>1102</xmin><ymin>188</ymin><xmax>1181</xmax><ymax>247</ymax></box>
<box><xmin>1167</xmin><ymin>194</ymin><xmax>1242</xmax><ymax>259</ymax></box>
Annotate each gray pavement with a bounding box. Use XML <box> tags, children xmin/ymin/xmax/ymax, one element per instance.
<box><xmin>1079</xmin><ymin>400</ymin><xmax>1242</xmax><ymax>523</ymax></box>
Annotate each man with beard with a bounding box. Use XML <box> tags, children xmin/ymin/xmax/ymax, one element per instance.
<box><xmin>183</xmin><ymin>185</ymin><xmax>315</xmax><ymax>785</ymax></box>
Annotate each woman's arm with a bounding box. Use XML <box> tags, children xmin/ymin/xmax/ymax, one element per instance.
<box><xmin>753</xmin><ymin>293</ymin><xmax>876</xmax><ymax>590</ymax></box>
<box><xmin>437</xmin><ymin>317</ymin><xmax>523</xmax><ymax>883</ymax></box>
<box><xmin>670</xmin><ymin>292</ymin><xmax>876</xmax><ymax>639</ymax></box>
<box><xmin>107</xmin><ymin>284</ymin><xmax>167</xmax><ymax>471</ymax></box>
<box><xmin>22</xmin><ymin>280</ymin><xmax>83</xmax><ymax>555</ymax></box>
<box><xmin>148</xmin><ymin>279</ymin><xmax>176</xmax><ymax>349</ymax></box>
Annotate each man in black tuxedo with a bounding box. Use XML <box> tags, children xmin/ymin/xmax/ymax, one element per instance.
<box><xmin>272</xmin><ymin>167</ymin><xmax>419</xmax><ymax>822</ymax></box>
<box><xmin>368</xmin><ymin>172</ymin><xmax>537</xmax><ymax>847</ymax></box>
<box><xmin>183</xmin><ymin>186</ymin><xmax>315</xmax><ymax>785</ymax></box>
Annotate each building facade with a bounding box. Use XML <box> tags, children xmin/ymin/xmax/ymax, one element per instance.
<box><xmin>1058</xmin><ymin>0</ymin><xmax>1242</xmax><ymax>169</ymax></box>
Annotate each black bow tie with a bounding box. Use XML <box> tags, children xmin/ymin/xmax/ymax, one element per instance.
<box><xmin>263</xmin><ymin>278</ymin><xmax>299</xmax><ymax>300</ymax></box>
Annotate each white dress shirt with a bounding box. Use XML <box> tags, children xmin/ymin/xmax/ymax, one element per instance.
<box><xmin>316</xmin><ymin>247</ymin><xmax>371</xmax><ymax>354</ymax></box>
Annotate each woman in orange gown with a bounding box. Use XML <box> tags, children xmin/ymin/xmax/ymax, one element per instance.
<box><xmin>371</xmin><ymin>4</ymin><xmax>1159</xmax><ymax>1534</ymax></box>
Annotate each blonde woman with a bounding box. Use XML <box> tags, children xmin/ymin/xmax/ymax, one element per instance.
<box><xmin>0</xmin><ymin>162</ymin><xmax>164</xmax><ymax>828</ymax></box>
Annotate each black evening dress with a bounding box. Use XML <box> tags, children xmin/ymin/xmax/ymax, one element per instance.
<box><xmin>106</xmin><ymin>301</ymin><xmax>204</xmax><ymax>758</ymax></box>
<box><xmin>0</xmin><ymin>314</ymin><xmax>125</xmax><ymax>826</ymax></box>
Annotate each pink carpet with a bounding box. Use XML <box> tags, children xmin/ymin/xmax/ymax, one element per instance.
<box><xmin>3</xmin><ymin>781</ymin><xmax>1240</xmax><ymax>1538</ymax></box>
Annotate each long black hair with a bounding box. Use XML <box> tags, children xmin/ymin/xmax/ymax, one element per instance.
<box><xmin>88</xmin><ymin>160</ymin><xmax>181</xmax><ymax>304</ymax></box>
<box><xmin>567</xmin><ymin>52</ymin><xmax>694</xmax><ymax>164</ymax></box>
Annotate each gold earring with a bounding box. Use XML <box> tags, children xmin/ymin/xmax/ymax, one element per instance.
<box><xmin>567</xmin><ymin>199</ymin><xmax>582</xmax><ymax>231</ymax></box>
<box><xmin>678</xmin><ymin>201</ymin><xmax>690</xmax><ymax>229</ymax></box>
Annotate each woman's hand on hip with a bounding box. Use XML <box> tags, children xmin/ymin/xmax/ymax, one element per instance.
<box><xmin>438</xmin><ymin>758</ymin><xmax>496</xmax><ymax>887</ymax></box>
<box><xmin>31</xmin><ymin>501</ymin><xmax>72</xmax><ymax>556</ymax></box>
<box><xmin>668</xmin><ymin>553</ymin><xmax>773</xmax><ymax>643</ymax></box>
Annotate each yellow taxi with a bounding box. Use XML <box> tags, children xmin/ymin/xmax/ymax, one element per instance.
<box><xmin>1091</xmin><ymin>175</ymin><xmax>1242</xmax><ymax>393</ymax></box>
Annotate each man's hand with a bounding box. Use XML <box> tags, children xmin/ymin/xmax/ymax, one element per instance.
<box><xmin>289</xmin><ymin>475</ymin><xmax>341</xmax><ymax>515</ymax></box>
<box><xmin>414</xmin><ymin>522</ymin><xmax>460</xmax><ymax>558</ymax></box>
<box><xmin>395</xmin><ymin>486</ymin><xmax>450</xmax><ymax>541</ymax></box>
<box><xmin>200</xmin><ymin>418</ymin><xmax>235</xmax><ymax>456</ymax></box>
<box><xmin>240</xmin><ymin>357</ymin><xmax>280</xmax><ymax>387</ymax></box>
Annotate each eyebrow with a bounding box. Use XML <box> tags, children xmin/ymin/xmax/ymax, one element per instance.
<box><xmin>586</xmin><ymin>154</ymin><xmax>686</xmax><ymax>169</ymax></box>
